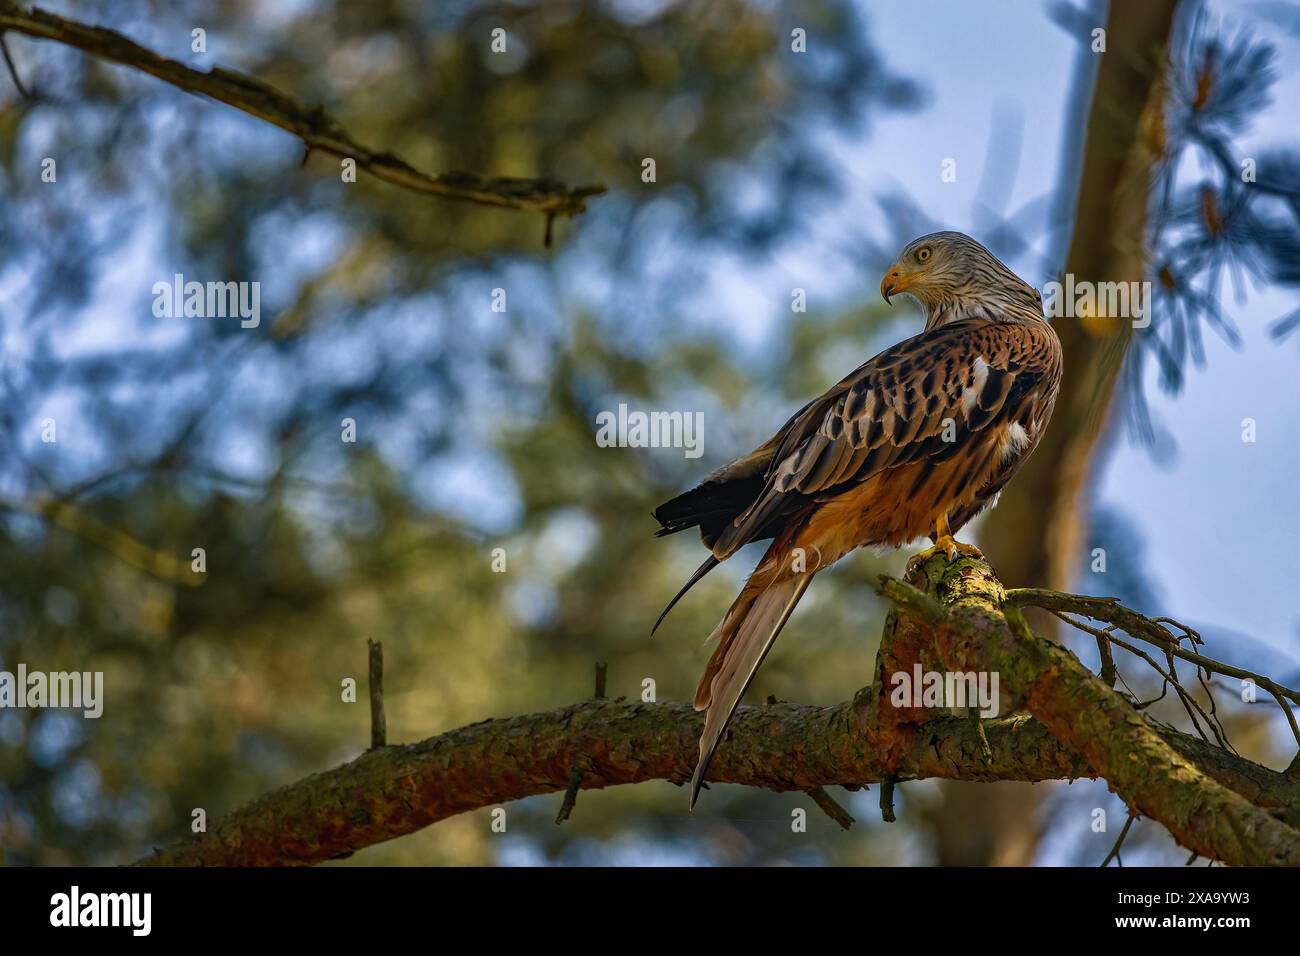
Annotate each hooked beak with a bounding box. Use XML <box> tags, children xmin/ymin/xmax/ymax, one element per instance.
<box><xmin>880</xmin><ymin>267</ymin><xmax>917</xmax><ymax>305</ymax></box>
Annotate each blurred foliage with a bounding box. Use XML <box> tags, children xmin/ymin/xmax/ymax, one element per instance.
<box><xmin>1124</xmin><ymin>5</ymin><xmax>1300</xmax><ymax>442</ymax></box>
<box><xmin>0</xmin><ymin>0</ymin><xmax>922</xmax><ymax>865</ymax></box>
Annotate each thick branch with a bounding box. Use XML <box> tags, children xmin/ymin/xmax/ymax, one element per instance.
<box><xmin>134</xmin><ymin>676</ymin><xmax>1300</xmax><ymax>865</ymax></box>
<box><xmin>0</xmin><ymin>3</ymin><xmax>606</xmax><ymax>217</ymax></box>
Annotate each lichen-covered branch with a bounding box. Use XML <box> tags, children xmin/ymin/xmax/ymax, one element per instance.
<box><xmin>885</xmin><ymin>556</ymin><xmax>1300</xmax><ymax>866</ymax></box>
<box><xmin>134</xmin><ymin>554</ymin><xmax>1300</xmax><ymax>865</ymax></box>
<box><xmin>0</xmin><ymin>3</ymin><xmax>606</xmax><ymax>218</ymax></box>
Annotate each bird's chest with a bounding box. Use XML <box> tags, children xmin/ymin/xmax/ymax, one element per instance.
<box><xmin>831</xmin><ymin>421</ymin><xmax>1037</xmax><ymax>548</ymax></box>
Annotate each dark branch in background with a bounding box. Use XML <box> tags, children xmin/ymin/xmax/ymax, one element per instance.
<box><xmin>133</xmin><ymin>555</ymin><xmax>1300</xmax><ymax>867</ymax></box>
<box><xmin>0</xmin><ymin>3</ymin><xmax>606</xmax><ymax>220</ymax></box>
<box><xmin>0</xmin><ymin>495</ymin><xmax>203</xmax><ymax>586</ymax></box>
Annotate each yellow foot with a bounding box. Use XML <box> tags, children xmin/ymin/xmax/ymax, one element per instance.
<box><xmin>906</xmin><ymin>535</ymin><xmax>983</xmax><ymax>574</ymax></box>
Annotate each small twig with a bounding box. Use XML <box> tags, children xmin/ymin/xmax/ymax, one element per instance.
<box><xmin>1100</xmin><ymin>624</ymin><xmax>1232</xmax><ymax>752</ymax></box>
<box><xmin>806</xmin><ymin>787</ymin><xmax>855</xmax><ymax>830</ymax></box>
<box><xmin>1096</xmin><ymin>628</ymin><xmax>1118</xmax><ymax>687</ymax></box>
<box><xmin>1101</xmin><ymin>812</ymin><xmax>1139</xmax><ymax>867</ymax></box>
<box><xmin>1008</xmin><ymin>589</ymin><xmax>1300</xmax><ymax>710</ymax></box>
<box><xmin>1050</xmin><ymin>609</ymin><xmax>1234</xmax><ymax>751</ymax></box>
<box><xmin>553</xmin><ymin>664</ymin><xmax>605</xmax><ymax>823</ymax></box>
<box><xmin>971</xmin><ymin>709</ymin><xmax>993</xmax><ymax>764</ymax></box>
<box><xmin>879</xmin><ymin>775</ymin><xmax>897</xmax><ymax>823</ymax></box>
<box><xmin>554</xmin><ymin>766</ymin><xmax>583</xmax><ymax>825</ymax></box>
<box><xmin>367</xmin><ymin>638</ymin><xmax>386</xmax><ymax>750</ymax></box>
<box><xmin>0</xmin><ymin>31</ymin><xmax>29</xmax><ymax>97</ymax></box>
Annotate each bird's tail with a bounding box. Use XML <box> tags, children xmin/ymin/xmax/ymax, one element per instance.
<box><xmin>689</xmin><ymin>542</ymin><xmax>815</xmax><ymax>807</ymax></box>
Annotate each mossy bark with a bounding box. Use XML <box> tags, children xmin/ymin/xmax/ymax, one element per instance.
<box><xmin>137</xmin><ymin>554</ymin><xmax>1300</xmax><ymax>866</ymax></box>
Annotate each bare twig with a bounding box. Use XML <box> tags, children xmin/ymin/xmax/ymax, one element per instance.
<box><xmin>555</xmin><ymin>664</ymin><xmax>608</xmax><ymax>823</ymax></box>
<box><xmin>367</xmin><ymin>639</ymin><xmax>386</xmax><ymax>750</ymax></box>
<box><xmin>806</xmin><ymin>787</ymin><xmax>855</xmax><ymax>830</ymax></box>
<box><xmin>1101</xmin><ymin>812</ymin><xmax>1139</xmax><ymax>867</ymax></box>
<box><xmin>554</xmin><ymin>766</ymin><xmax>583</xmax><ymax>825</ymax></box>
<box><xmin>1012</xmin><ymin>587</ymin><xmax>1300</xmax><ymax>751</ymax></box>
<box><xmin>1052</xmin><ymin>610</ymin><xmax>1232</xmax><ymax>752</ymax></box>
<box><xmin>880</xmin><ymin>559</ymin><xmax>1300</xmax><ymax>866</ymax></box>
<box><xmin>879</xmin><ymin>775</ymin><xmax>898</xmax><ymax>824</ymax></box>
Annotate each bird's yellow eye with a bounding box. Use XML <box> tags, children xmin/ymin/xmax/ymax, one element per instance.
<box><xmin>916</xmin><ymin>247</ymin><xmax>932</xmax><ymax>263</ymax></box>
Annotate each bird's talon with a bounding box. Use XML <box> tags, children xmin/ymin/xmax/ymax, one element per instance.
<box><xmin>908</xmin><ymin>535</ymin><xmax>982</xmax><ymax>573</ymax></box>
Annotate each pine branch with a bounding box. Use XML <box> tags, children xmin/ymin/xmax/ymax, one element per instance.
<box><xmin>134</xmin><ymin>555</ymin><xmax>1300</xmax><ymax>866</ymax></box>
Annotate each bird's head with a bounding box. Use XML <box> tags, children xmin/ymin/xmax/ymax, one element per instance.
<box><xmin>881</xmin><ymin>231</ymin><xmax>1042</xmax><ymax>326</ymax></box>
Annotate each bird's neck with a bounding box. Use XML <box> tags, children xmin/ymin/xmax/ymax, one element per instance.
<box><xmin>924</xmin><ymin>288</ymin><xmax>1046</xmax><ymax>331</ymax></box>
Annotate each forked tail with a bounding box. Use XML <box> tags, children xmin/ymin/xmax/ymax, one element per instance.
<box><xmin>689</xmin><ymin>552</ymin><xmax>814</xmax><ymax>808</ymax></box>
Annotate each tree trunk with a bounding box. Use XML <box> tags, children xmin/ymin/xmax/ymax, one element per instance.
<box><xmin>942</xmin><ymin>0</ymin><xmax>1181</xmax><ymax>866</ymax></box>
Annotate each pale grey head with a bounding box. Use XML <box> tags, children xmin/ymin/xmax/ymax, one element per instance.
<box><xmin>880</xmin><ymin>231</ymin><xmax>1043</xmax><ymax>328</ymax></box>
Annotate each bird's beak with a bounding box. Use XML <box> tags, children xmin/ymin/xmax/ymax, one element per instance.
<box><xmin>880</xmin><ymin>267</ymin><xmax>915</xmax><ymax>305</ymax></box>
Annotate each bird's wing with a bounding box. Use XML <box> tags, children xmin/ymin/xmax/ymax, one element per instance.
<box><xmin>710</xmin><ymin>319</ymin><xmax>1058</xmax><ymax>557</ymax></box>
<box><xmin>652</xmin><ymin>387</ymin><xmax>851</xmax><ymax>544</ymax></box>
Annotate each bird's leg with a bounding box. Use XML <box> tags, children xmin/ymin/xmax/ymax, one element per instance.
<box><xmin>906</xmin><ymin>512</ymin><xmax>984</xmax><ymax>573</ymax></box>
<box><xmin>931</xmin><ymin>511</ymin><xmax>984</xmax><ymax>560</ymax></box>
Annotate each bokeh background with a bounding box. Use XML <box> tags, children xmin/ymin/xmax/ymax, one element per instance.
<box><xmin>2</xmin><ymin>0</ymin><xmax>1299</xmax><ymax>865</ymax></box>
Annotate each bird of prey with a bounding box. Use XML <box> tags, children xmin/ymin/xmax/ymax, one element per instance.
<box><xmin>652</xmin><ymin>231</ymin><xmax>1062</xmax><ymax>807</ymax></box>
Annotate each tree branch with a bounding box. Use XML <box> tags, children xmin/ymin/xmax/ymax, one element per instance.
<box><xmin>891</xmin><ymin>557</ymin><xmax>1300</xmax><ymax>866</ymax></box>
<box><xmin>0</xmin><ymin>3</ymin><xmax>606</xmax><ymax>218</ymax></box>
<box><xmin>133</xmin><ymin>555</ymin><xmax>1300</xmax><ymax>866</ymax></box>
<box><xmin>1006</xmin><ymin>586</ymin><xmax>1300</xmax><ymax>747</ymax></box>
